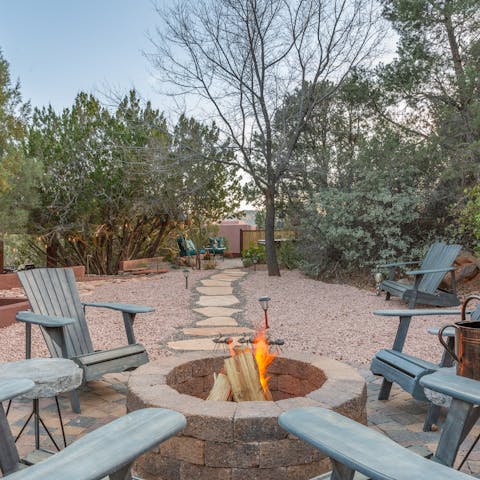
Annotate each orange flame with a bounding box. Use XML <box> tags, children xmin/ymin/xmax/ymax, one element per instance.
<box><xmin>252</xmin><ymin>329</ymin><xmax>277</xmax><ymax>396</ymax></box>
<box><xmin>227</xmin><ymin>337</ymin><xmax>236</xmax><ymax>357</ymax></box>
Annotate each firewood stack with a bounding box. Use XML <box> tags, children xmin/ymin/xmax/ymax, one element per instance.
<box><xmin>207</xmin><ymin>347</ymin><xmax>272</xmax><ymax>402</ymax></box>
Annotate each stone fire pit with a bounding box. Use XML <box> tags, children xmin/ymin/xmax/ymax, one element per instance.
<box><xmin>127</xmin><ymin>351</ymin><xmax>366</xmax><ymax>480</ymax></box>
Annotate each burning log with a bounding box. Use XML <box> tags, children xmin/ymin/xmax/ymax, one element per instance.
<box><xmin>224</xmin><ymin>349</ymin><xmax>266</xmax><ymax>402</ymax></box>
<box><xmin>207</xmin><ymin>372</ymin><xmax>232</xmax><ymax>401</ymax></box>
<box><xmin>207</xmin><ymin>329</ymin><xmax>278</xmax><ymax>402</ymax></box>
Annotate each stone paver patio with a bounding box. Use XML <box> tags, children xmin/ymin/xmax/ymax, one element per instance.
<box><xmin>5</xmin><ymin>260</ymin><xmax>480</xmax><ymax>477</ymax></box>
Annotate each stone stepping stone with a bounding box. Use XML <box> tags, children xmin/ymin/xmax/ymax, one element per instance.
<box><xmin>193</xmin><ymin>307</ymin><xmax>241</xmax><ymax>317</ymax></box>
<box><xmin>168</xmin><ymin>337</ymin><xmax>241</xmax><ymax>351</ymax></box>
<box><xmin>182</xmin><ymin>326</ymin><xmax>254</xmax><ymax>337</ymax></box>
<box><xmin>222</xmin><ymin>270</ymin><xmax>247</xmax><ymax>276</ymax></box>
<box><xmin>209</xmin><ymin>274</ymin><xmax>243</xmax><ymax>282</ymax></box>
<box><xmin>196</xmin><ymin>317</ymin><xmax>238</xmax><ymax>327</ymax></box>
<box><xmin>197</xmin><ymin>286</ymin><xmax>233</xmax><ymax>295</ymax></box>
<box><xmin>196</xmin><ymin>295</ymin><xmax>239</xmax><ymax>307</ymax></box>
<box><xmin>201</xmin><ymin>279</ymin><xmax>232</xmax><ymax>287</ymax></box>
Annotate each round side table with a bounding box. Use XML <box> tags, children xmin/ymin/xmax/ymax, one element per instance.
<box><xmin>0</xmin><ymin>358</ymin><xmax>83</xmax><ymax>451</ymax></box>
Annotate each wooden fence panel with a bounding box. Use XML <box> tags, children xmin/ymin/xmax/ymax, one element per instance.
<box><xmin>240</xmin><ymin>230</ymin><xmax>296</xmax><ymax>252</ymax></box>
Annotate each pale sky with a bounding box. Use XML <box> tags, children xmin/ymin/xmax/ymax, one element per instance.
<box><xmin>0</xmin><ymin>1</ymin><xmax>398</xmax><ymax>117</ymax></box>
<box><xmin>0</xmin><ymin>0</ymin><xmax>164</xmax><ymax>112</ymax></box>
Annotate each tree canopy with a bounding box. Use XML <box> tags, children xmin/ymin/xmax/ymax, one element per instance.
<box><xmin>0</xmin><ymin>51</ymin><xmax>40</xmax><ymax>234</ymax></box>
<box><xmin>27</xmin><ymin>91</ymin><xmax>241</xmax><ymax>273</ymax></box>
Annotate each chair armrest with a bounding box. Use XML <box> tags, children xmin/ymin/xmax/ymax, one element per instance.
<box><xmin>377</xmin><ymin>260</ymin><xmax>420</xmax><ymax>268</ymax></box>
<box><xmin>278</xmin><ymin>407</ymin><xmax>470</xmax><ymax>480</ymax></box>
<box><xmin>5</xmin><ymin>408</ymin><xmax>186</xmax><ymax>480</ymax></box>
<box><xmin>373</xmin><ymin>309</ymin><xmax>467</xmax><ymax>317</ymax></box>
<box><xmin>0</xmin><ymin>378</ymin><xmax>35</xmax><ymax>403</ymax></box>
<box><xmin>420</xmin><ymin>371</ymin><xmax>480</xmax><ymax>406</ymax></box>
<box><xmin>406</xmin><ymin>267</ymin><xmax>456</xmax><ymax>276</ymax></box>
<box><xmin>82</xmin><ymin>302</ymin><xmax>154</xmax><ymax>315</ymax></box>
<box><xmin>15</xmin><ymin>311</ymin><xmax>75</xmax><ymax>328</ymax></box>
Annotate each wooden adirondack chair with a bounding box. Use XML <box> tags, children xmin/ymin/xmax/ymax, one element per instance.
<box><xmin>378</xmin><ymin>242</ymin><xmax>461</xmax><ymax>308</ymax></box>
<box><xmin>370</xmin><ymin>304</ymin><xmax>480</xmax><ymax>431</ymax></box>
<box><xmin>0</xmin><ymin>378</ymin><xmax>186</xmax><ymax>479</ymax></box>
<box><xmin>15</xmin><ymin>268</ymin><xmax>153</xmax><ymax>412</ymax></box>
<box><xmin>177</xmin><ymin>236</ymin><xmax>205</xmax><ymax>268</ymax></box>
<box><xmin>206</xmin><ymin>237</ymin><xmax>226</xmax><ymax>260</ymax></box>
<box><xmin>279</xmin><ymin>371</ymin><xmax>480</xmax><ymax>480</ymax></box>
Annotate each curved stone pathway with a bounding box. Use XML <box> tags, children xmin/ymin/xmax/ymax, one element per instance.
<box><xmin>167</xmin><ymin>268</ymin><xmax>253</xmax><ymax>351</ymax></box>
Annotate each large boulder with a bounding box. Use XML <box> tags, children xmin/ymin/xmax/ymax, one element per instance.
<box><xmin>441</xmin><ymin>250</ymin><xmax>480</xmax><ymax>289</ymax></box>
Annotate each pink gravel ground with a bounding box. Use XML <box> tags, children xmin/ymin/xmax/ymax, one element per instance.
<box><xmin>241</xmin><ymin>269</ymin><xmax>450</xmax><ymax>366</ymax></box>
<box><xmin>0</xmin><ymin>267</ymin><xmax>456</xmax><ymax>366</ymax></box>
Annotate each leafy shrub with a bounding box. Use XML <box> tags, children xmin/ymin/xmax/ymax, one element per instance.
<box><xmin>298</xmin><ymin>187</ymin><xmax>428</xmax><ymax>278</ymax></box>
<box><xmin>241</xmin><ymin>242</ymin><xmax>266</xmax><ymax>267</ymax></box>
<box><xmin>456</xmin><ymin>186</ymin><xmax>480</xmax><ymax>254</ymax></box>
<box><xmin>3</xmin><ymin>234</ymin><xmax>46</xmax><ymax>269</ymax></box>
<box><xmin>278</xmin><ymin>240</ymin><xmax>301</xmax><ymax>269</ymax></box>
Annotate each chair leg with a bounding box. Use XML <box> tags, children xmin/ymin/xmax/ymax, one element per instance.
<box><xmin>0</xmin><ymin>403</ymin><xmax>20</xmax><ymax>475</ymax></box>
<box><xmin>423</xmin><ymin>404</ymin><xmax>441</xmax><ymax>431</ymax></box>
<box><xmin>331</xmin><ymin>459</ymin><xmax>355</xmax><ymax>480</ymax></box>
<box><xmin>434</xmin><ymin>398</ymin><xmax>480</xmax><ymax>467</ymax></box>
<box><xmin>69</xmin><ymin>390</ymin><xmax>81</xmax><ymax>414</ymax></box>
<box><xmin>378</xmin><ymin>379</ymin><xmax>393</xmax><ymax>400</ymax></box>
<box><xmin>109</xmin><ymin>462</ymin><xmax>133</xmax><ymax>480</ymax></box>
<box><xmin>385</xmin><ymin>292</ymin><xmax>391</xmax><ymax>301</ymax></box>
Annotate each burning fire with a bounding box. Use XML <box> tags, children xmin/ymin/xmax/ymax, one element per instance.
<box><xmin>208</xmin><ymin>328</ymin><xmax>280</xmax><ymax>403</ymax></box>
<box><xmin>224</xmin><ymin>329</ymin><xmax>277</xmax><ymax>399</ymax></box>
<box><xmin>253</xmin><ymin>329</ymin><xmax>277</xmax><ymax>396</ymax></box>
<box><xmin>227</xmin><ymin>329</ymin><xmax>278</xmax><ymax>396</ymax></box>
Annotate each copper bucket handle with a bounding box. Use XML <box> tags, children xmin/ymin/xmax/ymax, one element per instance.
<box><xmin>438</xmin><ymin>324</ymin><xmax>458</xmax><ymax>362</ymax></box>
<box><xmin>461</xmin><ymin>294</ymin><xmax>480</xmax><ymax>321</ymax></box>
<box><xmin>438</xmin><ymin>295</ymin><xmax>480</xmax><ymax>363</ymax></box>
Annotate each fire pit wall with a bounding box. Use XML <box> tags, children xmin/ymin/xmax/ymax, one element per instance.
<box><xmin>127</xmin><ymin>351</ymin><xmax>367</xmax><ymax>480</ymax></box>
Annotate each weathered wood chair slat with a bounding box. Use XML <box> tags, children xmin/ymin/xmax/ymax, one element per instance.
<box><xmin>20</xmin><ymin>268</ymin><xmax>93</xmax><ymax>356</ymax></box>
<box><xmin>0</xmin><ymin>379</ymin><xmax>36</xmax><ymax>476</ymax></box>
<box><xmin>16</xmin><ymin>268</ymin><xmax>153</xmax><ymax>412</ymax></box>
<box><xmin>0</xmin><ymin>378</ymin><xmax>186</xmax><ymax>480</ymax></box>
<box><xmin>378</xmin><ymin>242</ymin><xmax>461</xmax><ymax>308</ymax></box>
<box><xmin>279</xmin><ymin>406</ymin><xmax>475</xmax><ymax>480</ymax></box>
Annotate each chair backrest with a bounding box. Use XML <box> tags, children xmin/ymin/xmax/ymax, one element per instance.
<box><xmin>186</xmin><ymin>239</ymin><xmax>196</xmax><ymax>252</ymax></box>
<box><xmin>177</xmin><ymin>237</ymin><xmax>188</xmax><ymax>256</ymax></box>
<box><xmin>18</xmin><ymin>268</ymin><xmax>93</xmax><ymax>358</ymax></box>
<box><xmin>471</xmin><ymin>305</ymin><xmax>480</xmax><ymax>321</ymax></box>
<box><xmin>208</xmin><ymin>237</ymin><xmax>216</xmax><ymax>248</ymax></box>
<box><xmin>418</xmin><ymin>242</ymin><xmax>461</xmax><ymax>293</ymax></box>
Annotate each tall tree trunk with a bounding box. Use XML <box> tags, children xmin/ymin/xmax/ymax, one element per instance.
<box><xmin>265</xmin><ymin>188</ymin><xmax>280</xmax><ymax>276</ymax></box>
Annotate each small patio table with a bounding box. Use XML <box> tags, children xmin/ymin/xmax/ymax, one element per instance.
<box><xmin>0</xmin><ymin>358</ymin><xmax>82</xmax><ymax>451</ymax></box>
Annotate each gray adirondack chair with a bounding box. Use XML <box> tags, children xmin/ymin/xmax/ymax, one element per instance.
<box><xmin>378</xmin><ymin>242</ymin><xmax>461</xmax><ymax>308</ymax></box>
<box><xmin>279</xmin><ymin>370</ymin><xmax>480</xmax><ymax>479</ymax></box>
<box><xmin>370</xmin><ymin>305</ymin><xmax>480</xmax><ymax>431</ymax></box>
<box><xmin>0</xmin><ymin>378</ymin><xmax>186</xmax><ymax>479</ymax></box>
<box><xmin>15</xmin><ymin>268</ymin><xmax>153</xmax><ymax>412</ymax></box>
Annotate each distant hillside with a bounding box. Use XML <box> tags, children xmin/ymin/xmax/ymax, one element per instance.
<box><xmin>223</xmin><ymin>210</ymin><xmax>257</xmax><ymax>227</ymax></box>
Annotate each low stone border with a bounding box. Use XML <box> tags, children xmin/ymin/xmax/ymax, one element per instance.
<box><xmin>128</xmin><ymin>351</ymin><xmax>366</xmax><ymax>480</ymax></box>
<box><xmin>0</xmin><ymin>298</ymin><xmax>30</xmax><ymax>329</ymax></box>
<box><xmin>0</xmin><ymin>265</ymin><xmax>85</xmax><ymax>290</ymax></box>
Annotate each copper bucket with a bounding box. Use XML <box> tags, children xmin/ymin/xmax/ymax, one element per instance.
<box><xmin>438</xmin><ymin>295</ymin><xmax>480</xmax><ymax>380</ymax></box>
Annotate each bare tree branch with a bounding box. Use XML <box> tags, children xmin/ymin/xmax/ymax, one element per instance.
<box><xmin>148</xmin><ymin>0</ymin><xmax>386</xmax><ymax>274</ymax></box>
